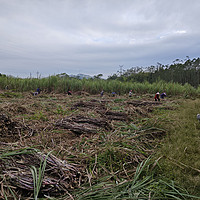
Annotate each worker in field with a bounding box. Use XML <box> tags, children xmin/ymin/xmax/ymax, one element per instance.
<box><xmin>100</xmin><ymin>90</ymin><xmax>104</xmax><ymax>97</ymax></box>
<box><xmin>37</xmin><ymin>87</ymin><xmax>41</xmax><ymax>94</ymax></box>
<box><xmin>154</xmin><ymin>92</ymin><xmax>160</xmax><ymax>101</ymax></box>
<box><xmin>67</xmin><ymin>90</ymin><xmax>72</xmax><ymax>95</ymax></box>
<box><xmin>112</xmin><ymin>92</ymin><xmax>116</xmax><ymax>97</ymax></box>
<box><xmin>129</xmin><ymin>90</ymin><xmax>132</xmax><ymax>97</ymax></box>
<box><xmin>160</xmin><ymin>92</ymin><xmax>167</xmax><ymax>99</ymax></box>
<box><xmin>31</xmin><ymin>87</ymin><xmax>41</xmax><ymax>96</ymax></box>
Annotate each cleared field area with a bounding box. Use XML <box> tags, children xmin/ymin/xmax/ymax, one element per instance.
<box><xmin>0</xmin><ymin>91</ymin><xmax>199</xmax><ymax>199</ymax></box>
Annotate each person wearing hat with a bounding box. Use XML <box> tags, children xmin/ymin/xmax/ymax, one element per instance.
<box><xmin>67</xmin><ymin>89</ymin><xmax>72</xmax><ymax>95</ymax></box>
<box><xmin>154</xmin><ymin>92</ymin><xmax>160</xmax><ymax>101</ymax></box>
<box><xmin>160</xmin><ymin>92</ymin><xmax>167</xmax><ymax>99</ymax></box>
<box><xmin>129</xmin><ymin>90</ymin><xmax>132</xmax><ymax>97</ymax></box>
<box><xmin>100</xmin><ymin>90</ymin><xmax>104</xmax><ymax>97</ymax></box>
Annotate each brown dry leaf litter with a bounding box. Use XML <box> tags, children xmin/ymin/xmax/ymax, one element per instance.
<box><xmin>98</xmin><ymin>110</ymin><xmax>130</xmax><ymax>121</ymax></box>
<box><xmin>0</xmin><ymin>114</ymin><xmax>34</xmax><ymax>142</ymax></box>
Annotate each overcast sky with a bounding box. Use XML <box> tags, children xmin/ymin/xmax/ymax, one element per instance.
<box><xmin>0</xmin><ymin>0</ymin><xmax>200</xmax><ymax>78</ymax></box>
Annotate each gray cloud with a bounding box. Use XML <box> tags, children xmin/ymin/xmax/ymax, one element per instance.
<box><xmin>0</xmin><ymin>0</ymin><xmax>200</xmax><ymax>78</ymax></box>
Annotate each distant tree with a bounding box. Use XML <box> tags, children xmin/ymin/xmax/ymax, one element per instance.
<box><xmin>0</xmin><ymin>73</ymin><xmax>6</xmax><ymax>77</ymax></box>
<box><xmin>108</xmin><ymin>57</ymin><xmax>200</xmax><ymax>87</ymax></box>
<box><xmin>107</xmin><ymin>74</ymin><xmax>118</xmax><ymax>80</ymax></box>
<box><xmin>94</xmin><ymin>74</ymin><xmax>103</xmax><ymax>79</ymax></box>
<box><xmin>57</xmin><ymin>73</ymin><xmax>69</xmax><ymax>78</ymax></box>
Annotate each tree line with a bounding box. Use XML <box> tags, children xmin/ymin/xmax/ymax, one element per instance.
<box><xmin>108</xmin><ymin>57</ymin><xmax>200</xmax><ymax>88</ymax></box>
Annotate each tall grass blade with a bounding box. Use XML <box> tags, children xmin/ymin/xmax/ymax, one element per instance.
<box><xmin>30</xmin><ymin>151</ymin><xmax>52</xmax><ymax>200</ymax></box>
<box><xmin>8</xmin><ymin>185</ymin><xmax>17</xmax><ymax>200</ymax></box>
<box><xmin>0</xmin><ymin>148</ymin><xmax>36</xmax><ymax>159</ymax></box>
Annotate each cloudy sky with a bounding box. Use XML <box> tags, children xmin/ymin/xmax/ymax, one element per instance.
<box><xmin>0</xmin><ymin>0</ymin><xmax>200</xmax><ymax>78</ymax></box>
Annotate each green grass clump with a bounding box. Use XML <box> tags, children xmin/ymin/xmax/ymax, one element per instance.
<box><xmin>72</xmin><ymin>157</ymin><xmax>198</xmax><ymax>200</ymax></box>
<box><xmin>113</xmin><ymin>98</ymin><xmax>126</xmax><ymax>103</ymax></box>
<box><xmin>30</xmin><ymin>151</ymin><xmax>51</xmax><ymax>200</ymax></box>
<box><xmin>0</xmin><ymin>91</ymin><xmax>23</xmax><ymax>98</ymax></box>
<box><xmin>154</xmin><ymin>99</ymin><xmax>200</xmax><ymax>196</ymax></box>
<box><xmin>55</xmin><ymin>105</ymin><xmax>69</xmax><ymax>115</ymax></box>
<box><xmin>30</xmin><ymin>112</ymin><xmax>48</xmax><ymax>121</ymax></box>
<box><xmin>96</xmin><ymin>147</ymin><xmax>129</xmax><ymax>173</ymax></box>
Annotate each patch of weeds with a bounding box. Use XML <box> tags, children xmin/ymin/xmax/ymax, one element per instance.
<box><xmin>113</xmin><ymin>141</ymin><xmax>135</xmax><ymax>150</ymax></box>
<box><xmin>136</xmin><ymin>95</ymin><xmax>142</xmax><ymax>99</ymax></box>
<box><xmin>113</xmin><ymin>98</ymin><xmax>126</xmax><ymax>103</ymax></box>
<box><xmin>56</xmin><ymin>105</ymin><xmax>66</xmax><ymax>115</ymax></box>
<box><xmin>52</xmin><ymin>129</ymin><xmax>68</xmax><ymax>134</ymax></box>
<box><xmin>98</xmin><ymin>132</ymin><xmax>108</xmax><ymax>144</ymax></box>
<box><xmin>79</xmin><ymin>136</ymin><xmax>87</xmax><ymax>146</ymax></box>
<box><xmin>124</xmin><ymin>123</ymin><xmax>140</xmax><ymax>131</ymax></box>
<box><xmin>74</xmin><ymin>157</ymin><xmax>198</xmax><ymax>200</ymax></box>
<box><xmin>138</xmin><ymin>117</ymin><xmax>155</xmax><ymax>129</ymax></box>
<box><xmin>153</xmin><ymin>105</ymin><xmax>173</xmax><ymax>115</ymax></box>
<box><xmin>38</xmin><ymin>94</ymin><xmax>49</xmax><ymax>99</ymax></box>
<box><xmin>31</xmin><ymin>102</ymin><xmax>42</xmax><ymax>108</ymax></box>
<box><xmin>76</xmin><ymin>136</ymin><xmax>97</xmax><ymax>153</ymax></box>
<box><xmin>152</xmin><ymin>109</ymin><xmax>167</xmax><ymax>116</ymax></box>
<box><xmin>115</xmin><ymin>122</ymin><xmax>140</xmax><ymax>135</ymax></box>
<box><xmin>87</xmin><ymin>111</ymin><xmax>99</xmax><ymax>118</ymax></box>
<box><xmin>154</xmin><ymin>99</ymin><xmax>200</xmax><ymax>196</ymax></box>
<box><xmin>55</xmin><ymin>105</ymin><xmax>75</xmax><ymax>116</ymax></box>
<box><xmin>50</xmin><ymin>97</ymin><xmax>58</xmax><ymax>101</ymax></box>
<box><xmin>30</xmin><ymin>112</ymin><xmax>48</xmax><ymax>121</ymax></box>
<box><xmin>90</xmin><ymin>147</ymin><xmax>129</xmax><ymax>173</ymax></box>
<box><xmin>44</xmin><ymin>106</ymin><xmax>51</xmax><ymax>112</ymax></box>
<box><xmin>111</xmin><ymin>106</ymin><xmax>125</xmax><ymax>111</ymax></box>
<box><xmin>0</xmin><ymin>92</ymin><xmax>23</xmax><ymax>98</ymax></box>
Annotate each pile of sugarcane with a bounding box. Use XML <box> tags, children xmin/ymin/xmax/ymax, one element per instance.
<box><xmin>71</xmin><ymin>100</ymin><xmax>106</xmax><ymax>110</ymax></box>
<box><xmin>0</xmin><ymin>148</ymin><xmax>86</xmax><ymax>198</ymax></box>
<box><xmin>55</xmin><ymin>114</ymin><xmax>112</xmax><ymax>134</ymax></box>
<box><xmin>98</xmin><ymin>110</ymin><xmax>130</xmax><ymax>121</ymax></box>
<box><xmin>71</xmin><ymin>100</ymin><xmax>130</xmax><ymax>121</ymax></box>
